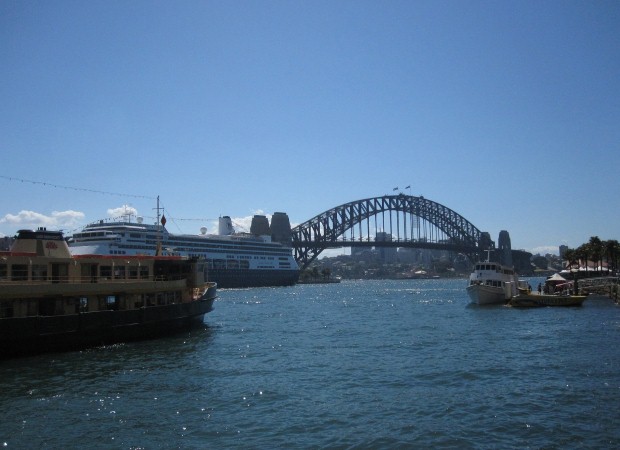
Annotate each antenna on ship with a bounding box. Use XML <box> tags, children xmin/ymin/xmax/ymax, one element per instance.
<box><xmin>154</xmin><ymin>195</ymin><xmax>166</xmax><ymax>256</ymax></box>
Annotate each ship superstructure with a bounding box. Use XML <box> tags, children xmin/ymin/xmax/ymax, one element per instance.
<box><xmin>68</xmin><ymin>213</ymin><xmax>299</xmax><ymax>288</ymax></box>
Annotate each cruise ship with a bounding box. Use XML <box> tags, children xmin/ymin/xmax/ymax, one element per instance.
<box><xmin>68</xmin><ymin>213</ymin><xmax>300</xmax><ymax>288</ymax></box>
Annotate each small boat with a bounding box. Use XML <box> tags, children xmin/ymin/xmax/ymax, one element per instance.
<box><xmin>466</xmin><ymin>260</ymin><xmax>519</xmax><ymax>305</ymax></box>
<box><xmin>508</xmin><ymin>292</ymin><xmax>587</xmax><ymax>307</ymax></box>
<box><xmin>508</xmin><ymin>274</ymin><xmax>587</xmax><ymax>307</ymax></box>
<box><xmin>0</xmin><ymin>228</ymin><xmax>217</xmax><ymax>359</ymax></box>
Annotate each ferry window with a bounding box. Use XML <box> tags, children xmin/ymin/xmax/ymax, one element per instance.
<box><xmin>32</xmin><ymin>265</ymin><xmax>48</xmax><ymax>281</ymax></box>
<box><xmin>11</xmin><ymin>264</ymin><xmax>29</xmax><ymax>281</ymax></box>
<box><xmin>145</xmin><ymin>293</ymin><xmax>155</xmax><ymax>307</ymax></box>
<box><xmin>139</xmin><ymin>266</ymin><xmax>149</xmax><ymax>279</ymax></box>
<box><xmin>80</xmin><ymin>297</ymin><xmax>88</xmax><ymax>312</ymax></box>
<box><xmin>106</xmin><ymin>295</ymin><xmax>118</xmax><ymax>310</ymax></box>
<box><xmin>52</xmin><ymin>264</ymin><xmax>69</xmax><ymax>283</ymax></box>
<box><xmin>100</xmin><ymin>266</ymin><xmax>112</xmax><ymax>279</ymax></box>
<box><xmin>27</xmin><ymin>300</ymin><xmax>37</xmax><ymax>316</ymax></box>
<box><xmin>166</xmin><ymin>292</ymin><xmax>177</xmax><ymax>304</ymax></box>
<box><xmin>0</xmin><ymin>300</ymin><xmax>14</xmax><ymax>318</ymax></box>
<box><xmin>129</xmin><ymin>266</ymin><xmax>139</xmax><ymax>279</ymax></box>
<box><xmin>39</xmin><ymin>299</ymin><xmax>58</xmax><ymax>316</ymax></box>
<box><xmin>0</xmin><ymin>263</ymin><xmax>7</xmax><ymax>280</ymax></box>
<box><xmin>114</xmin><ymin>266</ymin><xmax>126</xmax><ymax>279</ymax></box>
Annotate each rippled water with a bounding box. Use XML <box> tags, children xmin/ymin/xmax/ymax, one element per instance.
<box><xmin>1</xmin><ymin>278</ymin><xmax>619</xmax><ymax>448</ymax></box>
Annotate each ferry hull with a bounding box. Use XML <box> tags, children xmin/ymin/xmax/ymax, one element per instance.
<box><xmin>0</xmin><ymin>298</ymin><xmax>215</xmax><ymax>359</ymax></box>
<box><xmin>466</xmin><ymin>284</ymin><xmax>509</xmax><ymax>305</ymax></box>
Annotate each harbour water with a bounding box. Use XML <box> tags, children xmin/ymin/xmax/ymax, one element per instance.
<box><xmin>1</xmin><ymin>278</ymin><xmax>619</xmax><ymax>448</ymax></box>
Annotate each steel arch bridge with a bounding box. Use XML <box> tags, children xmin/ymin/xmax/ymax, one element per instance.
<box><xmin>292</xmin><ymin>194</ymin><xmax>491</xmax><ymax>270</ymax></box>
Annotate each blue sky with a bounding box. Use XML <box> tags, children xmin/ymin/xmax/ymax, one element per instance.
<box><xmin>1</xmin><ymin>0</ymin><xmax>619</xmax><ymax>256</ymax></box>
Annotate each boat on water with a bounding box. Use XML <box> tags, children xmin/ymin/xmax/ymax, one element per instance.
<box><xmin>508</xmin><ymin>275</ymin><xmax>587</xmax><ymax>307</ymax></box>
<box><xmin>0</xmin><ymin>228</ymin><xmax>217</xmax><ymax>359</ymax></box>
<box><xmin>509</xmin><ymin>292</ymin><xmax>587</xmax><ymax>307</ymax></box>
<box><xmin>466</xmin><ymin>260</ymin><xmax>520</xmax><ymax>305</ymax></box>
<box><xmin>68</xmin><ymin>206</ymin><xmax>300</xmax><ymax>289</ymax></box>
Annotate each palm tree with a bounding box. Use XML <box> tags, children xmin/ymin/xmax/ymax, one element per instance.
<box><xmin>575</xmin><ymin>244</ymin><xmax>589</xmax><ymax>277</ymax></box>
<box><xmin>563</xmin><ymin>248</ymin><xmax>578</xmax><ymax>272</ymax></box>
<box><xmin>605</xmin><ymin>239</ymin><xmax>620</xmax><ymax>275</ymax></box>
<box><xmin>588</xmin><ymin>236</ymin><xmax>603</xmax><ymax>274</ymax></box>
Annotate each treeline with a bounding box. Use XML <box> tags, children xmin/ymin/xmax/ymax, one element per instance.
<box><xmin>563</xmin><ymin>237</ymin><xmax>620</xmax><ymax>274</ymax></box>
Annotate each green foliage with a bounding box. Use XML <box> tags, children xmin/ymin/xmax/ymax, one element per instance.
<box><xmin>564</xmin><ymin>237</ymin><xmax>620</xmax><ymax>274</ymax></box>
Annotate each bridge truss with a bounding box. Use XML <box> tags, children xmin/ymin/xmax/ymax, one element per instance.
<box><xmin>292</xmin><ymin>194</ymin><xmax>489</xmax><ymax>270</ymax></box>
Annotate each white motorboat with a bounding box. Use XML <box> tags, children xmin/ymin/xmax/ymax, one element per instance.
<box><xmin>466</xmin><ymin>260</ymin><xmax>519</xmax><ymax>305</ymax></box>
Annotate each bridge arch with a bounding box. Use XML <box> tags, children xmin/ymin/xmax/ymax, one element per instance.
<box><xmin>291</xmin><ymin>194</ymin><xmax>491</xmax><ymax>270</ymax></box>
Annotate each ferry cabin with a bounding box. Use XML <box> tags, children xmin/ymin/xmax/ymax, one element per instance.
<box><xmin>469</xmin><ymin>262</ymin><xmax>516</xmax><ymax>288</ymax></box>
<box><xmin>0</xmin><ymin>230</ymin><xmax>208</xmax><ymax>320</ymax></box>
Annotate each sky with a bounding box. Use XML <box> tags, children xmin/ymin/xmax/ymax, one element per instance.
<box><xmin>1</xmin><ymin>0</ymin><xmax>619</xmax><ymax>256</ymax></box>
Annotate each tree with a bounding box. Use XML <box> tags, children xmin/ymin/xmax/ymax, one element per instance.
<box><xmin>563</xmin><ymin>248</ymin><xmax>578</xmax><ymax>272</ymax></box>
<box><xmin>604</xmin><ymin>239</ymin><xmax>620</xmax><ymax>274</ymax></box>
<box><xmin>575</xmin><ymin>244</ymin><xmax>589</xmax><ymax>277</ymax></box>
<box><xmin>311</xmin><ymin>266</ymin><xmax>320</xmax><ymax>280</ymax></box>
<box><xmin>588</xmin><ymin>236</ymin><xmax>603</xmax><ymax>273</ymax></box>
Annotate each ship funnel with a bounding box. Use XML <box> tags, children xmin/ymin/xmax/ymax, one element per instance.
<box><xmin>11</xmin><ymin>228</ymin><xmax>72</xmax><ymax>258</ymax></box>
<box><xmin>218</xmin><ymin>216</ymin><xmax>234</xmax><ymax>235</ymax></box>
<box><xmin>270</xmin><ymin>212</ymin><xmax>292</xmax><ymax>246</ymax></box>
<box><xmin>250</xmin><ymin>215</ymin><xmax>270</xmax><ymax>236</ymax></box>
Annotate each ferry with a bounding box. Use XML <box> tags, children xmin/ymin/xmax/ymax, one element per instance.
<box><xmin>0</xmin><ymin>228</ymin><xmax>217</xmax><ymax>359</ymax></box>
<box><xmin>466</xmin><ymin>260</ymin><xmax>519</xmax><ymax>305</ymax></box>
<box><xmin>67</xmin><ymin>211</ymin><xmax>300</xmax><ymax>289</ymax></box>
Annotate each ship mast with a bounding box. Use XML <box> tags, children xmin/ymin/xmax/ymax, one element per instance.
<box><xmin>154</xmin><ymin>195</ymin><xmax>165</xmax><ymax>256</ymax></box>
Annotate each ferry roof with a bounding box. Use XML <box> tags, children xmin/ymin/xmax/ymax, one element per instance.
<box><xmin>16</xmin><ymin>228</ymin><xmax>65</xmax><ymax>240</ymax></box>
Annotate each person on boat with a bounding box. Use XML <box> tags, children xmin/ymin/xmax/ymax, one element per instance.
<box><xmin>537</xmin><ymin>283</ymin><xmax>542</xmax><ymax>295</ymax></box>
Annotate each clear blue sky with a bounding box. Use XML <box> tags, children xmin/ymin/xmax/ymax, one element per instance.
<box><xmin>1</xmin><ymin>0</ymin><xmax>619</xmax><ymax>255</ymax></box>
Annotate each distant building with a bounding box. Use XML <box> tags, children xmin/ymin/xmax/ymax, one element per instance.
<box><xmin>397</xmin><ymin>248</ymin><xmax>417</xmax><ymax>263</ymax></box>
<box><xmin>512</xmin><ymin>249</ymin><xmax>533</xmax><ymax>275</ymax></box>
<box><xmin>498</xmin><ymin>230</ymin><xmax>512</xmax><ymax>267</ymax></box>
<box><xmin>375</xmin><ymin>232</ymin><xmax>397</xmax><ymax>263</ymax></box>
<box><xmin>559</xmin><ymin>245</ymin><xmax>568</xmax><ymax>259</ymax></box>
<box><xmin>1</xmin><ymin>236</ymin><xmax>12</xmax><ymax>251</ymax></box>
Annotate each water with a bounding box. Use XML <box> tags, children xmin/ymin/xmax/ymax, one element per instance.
<box><xmin>1</xmin><ymin>278</ymin><xmax>619</xmax><ymax>449</ymax></box>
